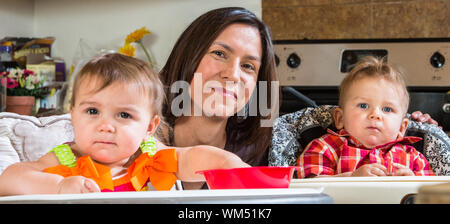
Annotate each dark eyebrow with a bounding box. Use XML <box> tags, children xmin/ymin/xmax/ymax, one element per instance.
<box><xmin>213</xmin><ymin>41</ymin><xmax>261</xmax><ymax>62</ymax></box>
<box><xmin>214</xmin><ymin>41</ymin><xmax>234</xmax><ymax>54</ymax></box>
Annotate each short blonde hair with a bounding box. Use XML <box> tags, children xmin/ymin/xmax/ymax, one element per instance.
<box><xmin>71</xmin><ymin>53</ymin><xmax>165</xmax><ymax>117</ymax></box>
<box><xmin>339</xmin><ymin>56</ymin><xmax>409</xmax><ymax>114</ymax></box>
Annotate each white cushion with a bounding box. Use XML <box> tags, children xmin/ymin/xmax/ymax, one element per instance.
<box><xmin>0</xmin><ymin>112</ymin><xmax>74</xmax><ymax>174</ymax></box>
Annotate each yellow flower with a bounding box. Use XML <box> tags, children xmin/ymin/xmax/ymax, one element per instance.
<box><xmin>125</xmin><ymin>27</ymin><xmax>151</xmax><ymax>44</ymax></box>
<box><xmin>118</xmin><ymin>43</ymin><xmax>136</xmax><ymax>57</ymax></box>
<box><xmin>121</xmin><ymin>26</ymin><xmax>155</xmax><ymax>69</ymax></box>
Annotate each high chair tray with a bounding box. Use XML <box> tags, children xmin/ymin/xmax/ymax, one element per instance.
<box><xmin>0</xmin><ymin>188</ymin><xmax>332</xmax><ymax>204</ymax></box>
<box><xmin>290</xmin><ymin>176</ymin><xmax>450</xmax><ymax>204</ymax></box>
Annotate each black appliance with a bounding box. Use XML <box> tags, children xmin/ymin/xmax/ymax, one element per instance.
<box><xmin>275</xmin><ymin>39</ymin><xmax>450</xmax><ymax>131</ymax></box>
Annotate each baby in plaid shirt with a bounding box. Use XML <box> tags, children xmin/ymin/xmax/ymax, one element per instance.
<box><xmin>297</xmin><ymin>56</ymin><xmax>434</xmax><ymax>178</ymax></box>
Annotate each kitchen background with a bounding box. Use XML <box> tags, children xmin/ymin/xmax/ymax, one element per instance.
<box><xmin>0</xmin><ymin>0</ymin><xmax>260</xmax><ymax>68</ymax></box>
<box><xmin>4</xmin><ymin>0</ymin><xmax>449</xmax><ymax>68</ymax></box>
<box><xmin>263</xmin><ymin>0</ymin><xmax>450</xmax><ymax>40</ymax></box>
<box><xmin>1</xmin><ymin>0</ymin><xmax>449</xmax><ymax>129</ymax></box>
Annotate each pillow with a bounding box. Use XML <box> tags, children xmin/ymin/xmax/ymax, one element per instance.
<box><xmin>0</xmin><ymin>112</ymin><xmax>74</xmax><ymax>174</ymax></box>
<box><xmin>407</xmin><ymin>120</ymin><xmax>450</xmax><ymax>176</ymax></box>
<box><xmin>269</xmin><ymin>105</ymin><xmax>335</xmax><ymax>167</ymax></box>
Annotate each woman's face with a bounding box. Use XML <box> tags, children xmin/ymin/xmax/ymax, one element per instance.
<box><xmin>190</xmin><ymin>23</ymin><xmax>262</xmax><ymax>118</ymax></box>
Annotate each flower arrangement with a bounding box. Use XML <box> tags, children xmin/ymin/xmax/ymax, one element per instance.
<box><xmin>119</xmin><ymin>26</ymin><xmax>155</xmax><ymax>69</ymax></box>
<box><xmin>0</xmin><ymin>68</ymin><xmax>47</xmax><ymax>98</ymax></box>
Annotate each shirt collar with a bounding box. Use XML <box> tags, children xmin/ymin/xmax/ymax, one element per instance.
<box><xmin>327</xmin><ymin>128</ymin><xmax>422</xmax><ymax>150</ymax></box>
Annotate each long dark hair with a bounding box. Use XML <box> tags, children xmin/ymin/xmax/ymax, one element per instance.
<box><xmin>159</xmin><ymin>7</ymin><xmax>278</xmax><ymax>164</ymax></box>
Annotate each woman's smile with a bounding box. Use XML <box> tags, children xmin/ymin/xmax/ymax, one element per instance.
<box><xmin>212</xmin><ymin>87</ymin><xmax>237</xmax><ymax>100</ymax></box>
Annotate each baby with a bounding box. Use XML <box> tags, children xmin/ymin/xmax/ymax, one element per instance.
<box><xmin>297</xmin><ymin>56</ymin><xmax>434</xmax><ymax>178</ymax></box>
<box><xmin>0</xmin><ymin>53</ymin><xmax>249</xmax><ymax>195</ymax></box>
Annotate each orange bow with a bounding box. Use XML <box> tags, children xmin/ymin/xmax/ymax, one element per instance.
<box><xmin>44</xmin><ymin>156</ymin><xmax>114</xmax><ymax>191</ymax></box>
<box><xmin>128</xmin><ymin>148</ymin><xmax>178</xmax><ymax>191</ymax></box>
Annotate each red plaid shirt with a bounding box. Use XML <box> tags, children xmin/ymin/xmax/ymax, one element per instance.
<box><xmin>297</xmin><ymin>129</ymin><xmax>435</xmax><ymax>178</ymax></box>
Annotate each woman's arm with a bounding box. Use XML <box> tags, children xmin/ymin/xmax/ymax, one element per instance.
<box><xmin>410</xmin><ymin>111</ymin><xmax>439</xmax><ymax>126</ymax></box>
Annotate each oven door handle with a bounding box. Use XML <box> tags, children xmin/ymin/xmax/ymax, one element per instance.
<box><xmin>283</xmin><ymin>86</ymin><xmax>318</xmax><ymax>108</ymax></box>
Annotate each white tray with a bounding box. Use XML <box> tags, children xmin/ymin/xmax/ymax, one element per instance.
<box><xmin>0</xmin><ymin>188</ymin><xmax>331</xmax><ymax>204</ymax></box>
<box><xmin>290</xmin><ymin>176</ymin><xmax>450</xmax><ymax>204</ymax></box>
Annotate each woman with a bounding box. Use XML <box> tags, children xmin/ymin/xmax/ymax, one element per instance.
<box><xmin>155</xmin><ymin>7</ymin><xmax>439</xmax><ymax>188</ymax></box>
<box><xmin>155</xmin><ymin>7</ymin><xmax>276</xmax><ymax>189</ymax></box>
<box><xmin>157</xmin><ymin>7</ymin><xmax>276</xmax><ymax>166</ymax></box>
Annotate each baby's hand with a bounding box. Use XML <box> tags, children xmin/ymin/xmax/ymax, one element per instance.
<box><xmin>390</xmin><ymin>164</ymin><xmax>414</xmax><ymax>176</ymax></box>
<box><xmin>57</xmin><ymin>176</ymin><xmax>101</xmax><ymax>194</ymax></box>
<box><xmin>351</xmin><ymin>164</ymin><xmax>388</xmax><ymax>177</ymax></box>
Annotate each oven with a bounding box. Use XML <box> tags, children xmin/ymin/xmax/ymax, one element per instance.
<box><xmin>274</xmin><ymin>39</ymin><xmax>450</xmax><ymax>132</ymax></box>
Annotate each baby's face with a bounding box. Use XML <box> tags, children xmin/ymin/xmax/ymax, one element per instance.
<box><xmin>70</xmin><ymin>77</ymin><xmax>158</xmax><ymax>167</ymax></box>
<box><xmin>334</xmin><ymin>76</ymin><xmax>408</xmax><ymax>148</ymax></box>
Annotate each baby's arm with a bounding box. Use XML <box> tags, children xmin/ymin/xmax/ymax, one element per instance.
<box><xmin>410</xmin><ymin>151</ymin><xmax>435</xmax><ymax>176</ymax></box>
<box><xmin>154</xmin><ymin>137</ymin><xmax>250</xmax><ymax>181</ymax></box>
<box><xmin>0</xmin><ymin>152</ymin><xmax>62</xmax><ymax>195</ymax></box>
<box><xmin>175</xmin><ymin>145</ymin><xmax>250</xmax><ymax>181</ymax></box>
<box><xmin>298</xmin><ymin>137</ymin><xmax>391</xmax><ymax>177</ymax></box>
<box><xmin>297</xmin><ymin>138</ymin><xmax>338</xmax><ymax>178</ymax></box>
<box><xmin>0</xmin><ymin>151</ymin><xmax>100</xmax><ymax>195</ymax></box>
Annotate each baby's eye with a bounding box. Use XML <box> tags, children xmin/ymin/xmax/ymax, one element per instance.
<box><xmin>86</xmin><ymin>108</ymin><xmax>98</xmax><ymax>115</ymax></box>
<box><xmin>358</xmin><ymin>103</ymin><xmax>368</xmax><ymax>109</ymax></box>
<box><xmin>119</xmin><ymin>112</ymin><xmax>131</xmax><ymax>119</ymax></box>
<box><xmin>382</xmin><ymin>107</ymin><xmax>393</xmax><ymax>113</ymax></box>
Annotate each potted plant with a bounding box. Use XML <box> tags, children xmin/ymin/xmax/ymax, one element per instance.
<box><xmin>0</xmin><ymin>68</ymin><xmax>47</xmax><ymax>115</ymax></box>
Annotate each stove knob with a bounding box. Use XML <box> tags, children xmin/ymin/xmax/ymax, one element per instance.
<box><xmin>287</xmin><ymin>53</ymin><xmax>301</xmax><ymax>68</ymax></box>
<box><xmin>430</xmin><ymin>51</ymin><xmax>445</xmax><ymax>69</ymax></box>
<box><xmin>443</xmin><ymin>103</ymin><xmax>450</xmax><ymax>113</ymax></box>
<box><xmin>275</xmin><ymin>54</ymin><xmax>280</xmax><ymax>67</ymax></box>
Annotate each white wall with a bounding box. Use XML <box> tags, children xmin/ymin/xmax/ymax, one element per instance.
<box><xmin>0</xmin><ymin>0</ymin><xmax>34</xmax><ymax>38</ymax></box>
<box><xmin>31</xmin><ymin>0</ymin><xmax>261</xmax><ymax>72</ymax></box>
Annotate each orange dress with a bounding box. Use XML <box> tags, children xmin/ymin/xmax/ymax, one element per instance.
<box><xmin>44</xmin><ymin>148</ymin><xmax>178</xmax><ymax>192</ymax></box>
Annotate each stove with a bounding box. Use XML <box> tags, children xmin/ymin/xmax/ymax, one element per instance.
<box><xmin>274</xmin><ymin>38</ymin><xmax>450</xmax><ymax>131</ymax></box>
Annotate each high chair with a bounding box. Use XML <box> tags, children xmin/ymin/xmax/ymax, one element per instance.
<box><xmin>270</xmin><ymin>105</ymin><xmax>450</xmax><ymax>203</ymax></box>
<box><xmin>0</xmin><ymin>112</ymin><xmax>186</xmax><ymax>190</ymax></box>
<box><xmin>269</xmin><ymin>105</ymin><xmax>450</xmax><ymax>176</ymax></box>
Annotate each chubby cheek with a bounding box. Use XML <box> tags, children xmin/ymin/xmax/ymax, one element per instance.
<box><xmin>343</xmin><ymin>120</ymin><xmax>360</xmax><ymax>136</ymax></box>
<box><xmin>385</xmin><ymin>117</ymin><xmax>405</xmax><ymax>138</ymax></box>
<box><xmin>343</xmin><ymin>112</ymin><xmax>361</xmax><ymax>131</ymax></box>
<box><xmin>118</xmin><ymin>127</ymin><xmax>146</xmax><ymax>150</ymax></box>
<box><xmin>71</xmin><ymin>114</ymin><xmax>91</xmax><ymax>144</ymax></box>
<box><xmin>73</xmin><ymin>128</ymin><xmax>93</xmax><ymax>154</ymax></box>
<box><xmin>72</xmin><ymin>117</ymin><xmax>87</xmax><ymax>139</ymax></box>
